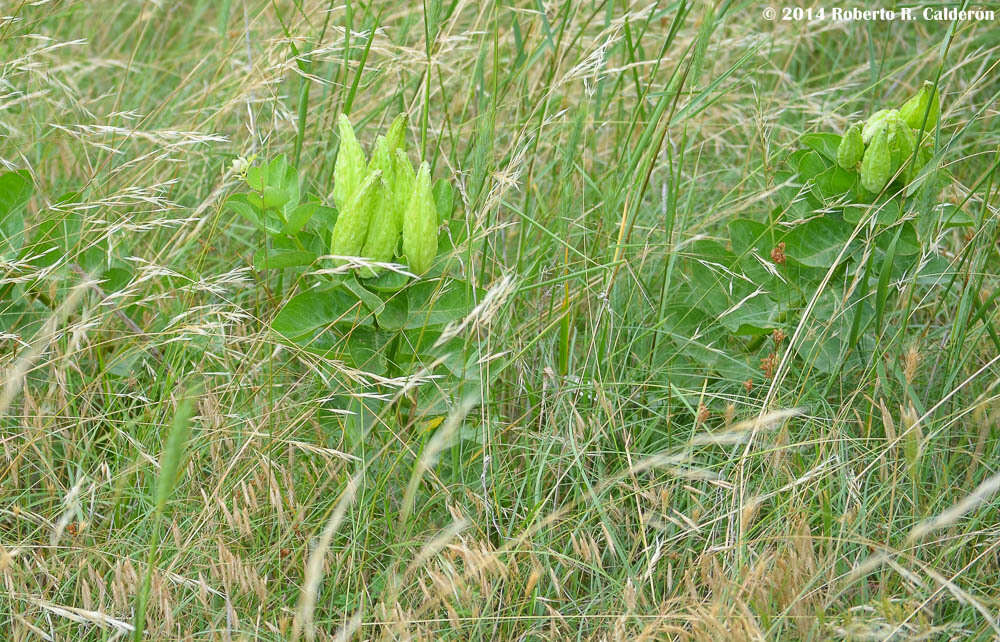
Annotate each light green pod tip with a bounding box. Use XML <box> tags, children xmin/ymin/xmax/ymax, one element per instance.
<box><xmin>358</xmin><ymin>139</ymin><xmax>399</xmax><ymax>277</ymax></box>
<box><xmin>837</xmin><ymin>123</ymin><xmax>864</xmax><ymax>169</ymax></box>
<box><xmin>393</xmin><ymin>149</ymin><xmax>415</xmax><ymax>227</ymax></box>
<box><xmin>368</xmin><ymin>136</ymin><xmax>392</xmax><ymax>178</ymax></box>
<box><xmin>861</xmin><ymin>108</ymin><xmax>899</xmax><ymax>144</ymax></box>
<box><xmin>887</xmin><ymin>118</ymin><xmax>916</xmax><ymax>177</ymax></box>
<box><xmin>385</xmin><ymin>114</ymin><xmax>407</xmax><ymax>156</ymax></box>
<box><xmin>899</xmin><ymin>81</ymin><xmax>940</xmax><ymax>132</ymax></box>
<box><xmin>860</xmin><ymin>127</ymin><xmax>891</xmax><ymax>194</ymax></box>
<box><xmin>401</xmin><ymin>162</ymin><xmax>437</xmax><ymax>275</ymax></box>
<box><xmin>333</xmin><ymin>115</ymin><xmax>366</xmax><ymax>212</ymax></box>
<box><xmin>330</xmin><ymin>170</ymin><xmax>379</xmax><ymax>265</ymax></box>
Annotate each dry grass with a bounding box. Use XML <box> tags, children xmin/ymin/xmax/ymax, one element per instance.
<box><xmin>1</xmin><ymin>1</ymin><xmax>999</xmax><ymax>640</ymax></box>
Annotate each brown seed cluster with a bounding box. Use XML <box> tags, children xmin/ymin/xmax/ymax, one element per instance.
<box><xmin>761</xmin><ymin>352</ymin><xmax>778</xmax><ymax>379</ymax></box>
<box><xmin>770</xmin><ymin>242</ymin><xmax>786</xmax><ymax>265</ymax></box>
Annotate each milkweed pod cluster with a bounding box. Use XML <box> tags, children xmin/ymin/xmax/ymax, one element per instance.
<box><xmin>330</xmin><ymin>114</ymin><xmax>445</xmax><ymax>276</ymax></box>
<box><xmin>837</xmin><ymin>82</ymin><xmax>941</xmax><ymax>195</ymax></box>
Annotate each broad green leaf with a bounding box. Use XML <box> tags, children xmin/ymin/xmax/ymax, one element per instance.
<box><xmin>656</xmin><ymin>297</ymin><xmax>759</xmax><ymax>379</ymax></box>
<box><xmin>78</xmin><ymin>240</ymin><xmax>110</xmax><ymax>273</ymax></box>
<box><xmin>342</xmin><ymin>275</ymin><xmax>384</xmax><ymax>315</ymax></box>
<box><xmin>0</xmin><ymin>285</ymin><xmax>48</xmax><ymax>337</ymax></box>
<box><xmin>283</xmin><ymin>202</ymin><xmax>318</xmax><ymax>235</ymax></box>
<box><xmin>252</xmin><ymin>248</ymin><xmax>317</xmax><ymax>271</ymax></box>
<box><xmin>782</xmin><ymin>215</ymin><xmax>855</xmax><ymax>268</ymax></box>
<box><xmin>727</xmin><ymin>218</ymin><xmax>789</xmax><ymax>288</ymax></box>
<box><xmin>225</xmin><ymin>193</ymin><xmax>263</xmax><ymax>229</ymax></box>
<box><xmin>293</xmin><ymin>325</ymin><xmax>388</xmax><ymax>376</ymax></box>
<box><xmin>813</xmin><ymin>165</ymin><xmax>857</xmax><ymax>200</ymax></box>
<box><xmin>100</xmin><ymin>266</ymin><xmax>133</xmax><ymax>293</ymax></box>
<box><xmin>0</xmin><ymin>170</ymin><xmax>33</xmax><ymax>257</ymax></box>
<box><xmin>681</xmin><ymin>240</ymin><xmax>776</xmax><ymax>334</ymax></box>
<box><xmin>405</xmin><ymin>278</ymin><xmax>477</xmax><ymax>329</ymax></box>
<box><xmin>843</xmin><ymin>194</ymin><xmax>903</xmax><ymax>225</ymax></box>
<box><xmin>22</xmin><ymin>209</ymin><xmax>82</xmax><ymax>268</ymax></box>
<box><xmin>801</xmin><ymin>133</ymin><xmax>842</xmax><ymax>163</ymax></box>
<box><xmin>310</xmin><ymin>205</ymin><xmax>338</xmax><ymax>232</ymax></box>
<box><xmin>936</xmin><ymin>204</ymin><xmax>975</xmax><ymax>228</ymax></box>
<box><xmin>393</xmin><ymin>327</ymin><xmax>468</xmax><ymax>377</ymax></box>
<box><xmin>913</xmin><ymin>253</ymin><xmax>953</xmax><ymax>285</ymax></box>
<box><xmin>245</xmin><ymin>165</ymin><xmax>267</xmax><ymax>192</ymax></box>
<box><xmin>433</xmin><ymin>178</ymin><xmax>454</xmax><ymax>224</ymax></box>
<box><xmin>793</xmin><ymin>292</ymin><xmax>866</xmax><ymax>375</ymax></box>
<box><xmin>297</xmin><ymin>229</ymin><xmax>328</xmax><ymax>257</ymax></box>
<box><xmin>344</xmin><ymin>327</ymin><xmax>386</xmax><ymax>374</ymax></box>
<box><xmin>875</xmin><ymin>236</ymin><xmax>898</xmax><ymax>329</ymax></box>
<box><xmin>728</xmin><ymin>218</ymin><xmax>768</xmax><ymax>255</ymax></box>
<box><xmin>262</xmin><ymin>185</ymin><xmax>289</xmax><ymax>212</ymax></box>
<box><xmin>271</xmin><ymin>284</ymin><xmax>371</xmax><ymax>339</ymax></box>
<box><xmin>0</xmin><ymin>170</ymin><xmax>34</xmax><ymax>212</ymax></box>
<box><xmin>365</xmin><ymin>269</ymin><xmax>409</xmax><ymax>293</ymax></box>
<box><xmin>794</xmin><ymin>150</ymin><xmax>829</xmax><ymax>181</ymax></box>
<box><xmin>276</xmin><ymin>157</ymin><xmax>300</xmax><ymax>207</ymax></box>
<box><xmin>879</xmin><ymin>221</ymin><xmax>920</xmax><ymax>256</ymax></box>
<box><xmin>375</xmin><ymin>292</ymin><xmax>408</xmax><ymax>330</ymax></box>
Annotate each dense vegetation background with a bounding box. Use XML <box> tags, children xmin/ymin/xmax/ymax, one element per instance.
<box><xmin>1</xmin><ymin>1</ymin><xmax>998</xmax><ymax>639</ymax></box>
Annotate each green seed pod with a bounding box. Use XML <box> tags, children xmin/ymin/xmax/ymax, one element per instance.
<box><xmin>392</xmin><ymin>149</ymin><xmax>415</xmax><ymax>229</ymax></box>
<box><xmin>860</xmin><ymin>127</ymin><xmax>891</xmax><ymax>194</ymax></box>
<box><xmin>384</xmin><ymin>114</ymin><xmax>407</xmax><ymax>157</ymax></box>
<box><xmin>837</xmin><ymin>123</ymin><xmax>864</xmax><ymax>169</ymax></box>
<box><xmin>330</xmin><ymin>170</ymin><xmax>379</xmax><ymax>265</ymax></box>
<box><xmin>359</xmin><ymin>138</ymin><xmax>399</xmax><ymax>277</ymax></box>
<box><xmin>401</xmin><ymin>162</ymin><xmax>437</xmax><ymax>275</ymax></box>
<box><xmin>861</xmin><ymin>108</ymin><xmax>899</xmax><ymax>144</ymax></box>
<box><xmin>887</xmin><ymin>117</ymin><xmax>916</xmax><ymax>179</ymax></box>
<box><xmin>899</xmin><ymin>81</ymin><xmax>940</xmax><ymax>132</ymax></box>
<box><xmin>333</xmin><ymin>115</ymin><xmax>366</xmax><ymax>212</ymax></box>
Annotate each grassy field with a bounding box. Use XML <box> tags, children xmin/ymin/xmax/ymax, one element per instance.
<box><xmin>2</xmin><ymin>1</ymin><xmax>999</xmax><ymax>640</ymax></box>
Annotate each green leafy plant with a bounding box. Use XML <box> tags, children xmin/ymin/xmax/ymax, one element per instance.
<box><xmin>650</xmin><ymin>81</ymin><xmax>970</xmax><ymax>394</ymax></box>
<box><xmin>225</xmin><ymin>114</ymin><xmax>477</xmax><ymax>393</ymax></box>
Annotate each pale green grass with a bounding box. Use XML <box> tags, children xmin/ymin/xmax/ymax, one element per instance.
<box><xmin>1</xmin><ymin>1</ymin><xmax>999</xmax><ymax>640</ymax></box>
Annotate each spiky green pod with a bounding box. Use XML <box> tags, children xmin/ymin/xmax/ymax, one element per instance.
<box><xmin>330</xmin><ymin>170</ymin><xmax>379</xmax><ymax>264</ymax></box>
<box><xmin>860</xmin><ymin>127</ymin><xmax>891</xmax><ymax>193</ymax></box>
<box><xmin>899</xmin><ymin>81</ymin><xmax>940</xmax><ymax>132</ymax></box>
<box><xmin>887</xmin><ymin>117</ymin><xmax>916</xmax><ymax>178</ymax></box>
<box><xmin>333</xmin><ymin>115</ymin><xmax>366</xmax><ymax>212</ymax></box>
<box><xmin>861</xmin><ymin>108</ymin><xmax>899</xmax><ymax>144</ymax></box>
<box><xmin>384</xmin><ymin>114</ymin><xmax>407</xmax><ymax>157</ymax></box>
<box><xmin>837</xmin><ymin>123</ymin><xmax>864</xmax><ymax>169</ymax></box>
<box><xmin>401</xmin><ymin>162</ymin><xmax>437</xmax><ymax>275</ymax></box>
<box><xmin>392</xmin><ymin>149</ymin><xmax>415</xmax><ymax>226</ymax></box>
<box><xmin>359</xmin><ymin>138</ymin><xmax>400</xmax><ymax>276</ymax></box>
